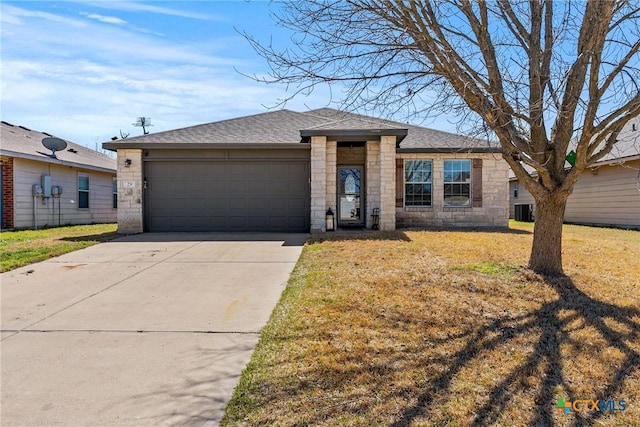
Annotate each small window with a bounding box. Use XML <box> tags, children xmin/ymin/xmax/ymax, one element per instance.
<box><xmin>513</xmin><ymin>182</ymin><xmax>519</xmax><ymax>198</ymax></box>
<box><xmin>112</xmin><ymin>179</ymin><xmax>117</xmax><ymax>209</ymax></box>
<box><xmin>78</xmin><ymin>175</ymin><xmax>89</xmax><ymax>209</ymax></box>
<box><xmin>404</xmin><ymin>160</ymin><xmax>432</xmax><ymax>207</ymax></box>
<box><xmin>444</xmin><ymin>160</ymin><xmax>471</xmax><ymax>207</ymax></box>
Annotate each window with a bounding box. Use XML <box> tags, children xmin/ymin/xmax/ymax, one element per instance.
<box><xmin>404</xmin><ymin>160</ymin><xmax>432</xmax><ymax>207</ymax></box>
<box><xmin>112</xmin><ymin>179</ymin><xmax>117</xmax><ymax>209</ymax></box>
<box><xmin>513</xmin><ymin>182</ymin><xmax>519</xmax><ymax>198</ymax></box>
<box><xmin>444</xmin><ymin>160</ymin><xmax>471</xmax><ymax>207</ymax></box>
<box><xmin>78</xmin><ymin>175</ymin><xmax>89</xmax><ymax>209</ymax></box>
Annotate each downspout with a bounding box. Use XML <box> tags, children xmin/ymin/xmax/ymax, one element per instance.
<box><xmin>33</xmin><ymin>195</ymin><xmax>38</xmax><ymax>230</ymax></box>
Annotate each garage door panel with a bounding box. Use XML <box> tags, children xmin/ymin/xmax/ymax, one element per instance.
<box><xmin>145</xmin><ymin>158</ymin><xmax>309</xmax><ymax>232</ymax></box>
<box><xmin>287</xmin><ymin>216</ymin><xmax>306</xmax><ymax>229</ymax></box>
<box><xmin>248</xmin><ymin>181</ymin><xmax>268</xmax><ymax>192</ymax></box>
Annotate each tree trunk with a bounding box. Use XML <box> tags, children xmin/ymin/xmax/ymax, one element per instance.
<box><xmin>529</xmin><ymin>193</ymin><xmax>568</xmax><ymax>276</ymax></box>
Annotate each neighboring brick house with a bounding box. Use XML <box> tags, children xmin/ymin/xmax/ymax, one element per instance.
<box><xmin>1</xmin><ymin>122</ymin><xmax>117</xmax><ymax>229</ymax></box>
<box><xmin>509</xmin><ymin>120</ymin><xmax>640</xmax><ymax>229</ymax></box>
<box><xmin>103</xmin><ymin>108</ymin><xmax>510</xmax><ymax>234</ymax></box>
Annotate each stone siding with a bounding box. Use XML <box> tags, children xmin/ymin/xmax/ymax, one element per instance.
<box><xmin>326</xmin><ymin>140</ymin><xmax>337</xmax><ymax>219</ymax></box>
<box><xmin>396</xmin><ymin>152</ymin><xmax>509</xmax><ymax>228</ymax></box>
<box><xmin>365</xmin><ymin>141</ymin><xmax>381</xmax><ymax>228</ymax></box>
<box><xmin>116</xmin><ymin>149</ymin><xmax>144</xmax><ymax>234</ymax></box>
<box><xmin>310</xmin><ymin>136</ymin><xmax>328</xmax><ymax>231</ymax></box>
<box><xmin>379</xmin><ymin>136</ymin><xmax>397</xmax><ymax>230</ymax></box>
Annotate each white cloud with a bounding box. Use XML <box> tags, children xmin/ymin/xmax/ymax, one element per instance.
<box><xmin>69</xmin><ymin>1</ymin><xmax>222</xmax><ymax>21</ymax></box>
<box><xmin>1</xmin><ymin>4</ymin><xmax>87</xmax><ymax>27</ymax></box>
<box><xmin>80</xmin><ymin>12</ymin><xmax>127</xmax><ymax>25</ymax></box>
<box><xmin>0</xmin><ymin>2</ymin><xmax>334</xmax><ymax>147</ymax></box>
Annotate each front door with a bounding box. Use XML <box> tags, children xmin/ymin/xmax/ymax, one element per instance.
<box><xmin>338</xmin><ymin>166</ymin><xmax>364</xmax><ymax>227</ymax></box>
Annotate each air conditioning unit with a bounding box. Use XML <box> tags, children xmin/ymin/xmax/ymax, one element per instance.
<box><xmin>514</xmin><ymin>204</ymin><xmax>534</xmax><ymax>222</ymax></box>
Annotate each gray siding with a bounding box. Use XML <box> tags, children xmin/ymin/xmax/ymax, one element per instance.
<box><xmin>509</xmin><ymin>159</ymin><xmax>640</xmax><ymax>228</ymax></box>
<box><xmin>565</xmin><ymin>159</ymin><xmax>640</xmax><ymax>227</ymax></box>
<box><xmin>509</xmin><ymin>180</ymin><xmax>535</xmax><ymax>219</ymax></box>
<box><xmin>13</xmin><ymin>158</ymin><xmax>116</xmax><ymax>228</ymax></box>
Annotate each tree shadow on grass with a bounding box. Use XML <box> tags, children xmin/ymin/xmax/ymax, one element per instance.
<box><xmin>391</xmin><ymin>275</ymin><xmax>640</xmax><ymax>427</ymax></box>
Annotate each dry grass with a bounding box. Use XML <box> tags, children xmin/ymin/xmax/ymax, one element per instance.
<box><xmin>0</xmin><ymin>224</ymin><xmax>118</xmax><ymax>272</ymax></box>
<box><xmin>223</xmin><ymin>222</ymin><xmax>640</xmax><ymax>426</ymax></box>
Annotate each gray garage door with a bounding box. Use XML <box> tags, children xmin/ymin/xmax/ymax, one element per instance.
<box><xmin>144</xmin><ymin>159</ymin><xmax>310</xmax><ymax>232</ymax></box>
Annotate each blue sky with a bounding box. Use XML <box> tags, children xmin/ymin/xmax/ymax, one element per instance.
<box><xmin>1</xmin><ymin>1</ymin><xmax>346</xmax><ymax>149</ymax></box>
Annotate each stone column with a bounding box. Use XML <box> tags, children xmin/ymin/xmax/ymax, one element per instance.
<box><xmin>326</xmin><ymin>140</ymin><xmax>337</xmax><ymax>217</ymax></box>
<box><xmin>310</xmin><ymin>136</ymin><xmax>327</xmax><ymax>232</ymax></box>
<box><xmin>365</xmin><ymin>141</ymin><xmax>381</xmax><ymax>229</ymax></box>
<box><xmin>379</xmin><ymin>136</ymin><xmax>397</xmax><ymax>230</ymax></box>
<box><xmin>116</xmin><ymin>149</ymin><xmax>144</xmax><ymax>234</ymax></box>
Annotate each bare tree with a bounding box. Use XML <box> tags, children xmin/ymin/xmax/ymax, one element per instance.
<box><xmin>244</xmin><ymin>0</ymin><xmax>640</xmax><ymax>275</ymax></box>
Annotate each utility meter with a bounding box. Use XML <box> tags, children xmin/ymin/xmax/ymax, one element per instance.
<box><xmin>32</xmin><ymin>184</ymin><xmax>43</xmax><ymax>197</ymax></box>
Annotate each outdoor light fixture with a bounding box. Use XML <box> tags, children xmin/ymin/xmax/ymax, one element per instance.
<box><xmin>125</xmin><ymin>159</ymin><xmax>132</xmax><ymax>167</ymax></box>
<box><xmin>326</xmin><ymin>207</ymin><xmax>335</xmax><ymax>231</ymax></box>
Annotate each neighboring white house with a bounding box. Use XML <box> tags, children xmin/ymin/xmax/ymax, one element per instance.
<box><xmin>1</xmin><ymin>121</ymin><xmax>117</xmax><ymax>229</ymax></box>
<box><xmin>509</xmin><ymin>120</ymin><xmax>640</xmax><ymax>229</ymax></box>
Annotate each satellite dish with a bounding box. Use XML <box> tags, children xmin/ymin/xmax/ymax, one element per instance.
<box><xmin>41</xmin><ymin>137</ymin><xmax>68</xmax><ymax>158</ymax></box>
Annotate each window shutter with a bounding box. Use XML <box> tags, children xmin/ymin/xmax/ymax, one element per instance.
<box><xmin>472</xmin><ymin>158</ymin><xmax>482</xmax><ymax>207</ymax></box>
<box><xmin>396</xmin><ymin>159</ymin><xmax>404</xmax><ymax>207</ymax></box>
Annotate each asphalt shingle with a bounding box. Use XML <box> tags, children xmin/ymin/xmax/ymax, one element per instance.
<box><xmin>102</xmin><ymin>107</ymin><xmax>497</xmax><ymax>151</ymax></box>
<box><xmin>1</xmin><ymin>122</ymin><xmax>116</xmax><ymax>172</ymax></box>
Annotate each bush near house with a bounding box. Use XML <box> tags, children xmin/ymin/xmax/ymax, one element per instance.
<box><xmin>223</xmin><ymin>222</ymin><xmax>639</xmax><ymax>426</ymax></box>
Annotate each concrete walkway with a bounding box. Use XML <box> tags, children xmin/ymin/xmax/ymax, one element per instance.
<box><xmin>1</xmin><ymin>233</ymin><xmax>306</xmax><ymax>426</ymax></box>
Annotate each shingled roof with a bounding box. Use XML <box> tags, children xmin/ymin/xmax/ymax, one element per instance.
<box><xmin>595</xmin><ymin>121</ymin><xmax>640</xmax><ymax>164</ymax></box>
<box><xmin>508</xmin><ymin>119</ymin><xmax>640</xmax><ymax>179</ymax></box>
<box><xmin>102</xmin><ymin>108</ymin><xmax>499</xmax><ymax>152</ymax></box>
<box><xmin>1</xmin><ymin>122</ymin><xmax>116</xmax><ymax>173</ymax></box>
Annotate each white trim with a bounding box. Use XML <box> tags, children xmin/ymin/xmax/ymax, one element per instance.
<box><xmin>403</xmin><ymin>158</ymin><xmax>433</xmax><ymax>208</ymax></box>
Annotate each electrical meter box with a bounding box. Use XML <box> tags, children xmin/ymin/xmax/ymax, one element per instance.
<box><xmin>52</xmin><ymin>185</ymin><xmax>63</xmax><ymax>196</ymax></box>
<box><xmin>32</xmin><ymin>184</ymin><xmax>43</xmax><ymax>197</ymax></box>
<box><xmin>41</xmin><ymin>175</ymin><xmax>52</xmax><ymax>197</ymax></box>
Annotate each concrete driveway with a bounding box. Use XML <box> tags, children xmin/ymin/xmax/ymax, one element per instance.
<box><xmin>1</xmin><ymin>232</ymin><xmax>306</xmax><ymax>426</ymax></box>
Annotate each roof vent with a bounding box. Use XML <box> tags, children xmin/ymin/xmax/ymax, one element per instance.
<box><xmin>67</xmin><ymin>148</ymin><xmax>78</xmax><ymax>154</ymax></box>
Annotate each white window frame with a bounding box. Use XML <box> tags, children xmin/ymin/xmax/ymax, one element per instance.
<box><xmin>112</xmin><ymin>178</ymin><xmax>118</xmax><ymax>209</ymax></box>
<box><xmin>513</xmin><ymin>182</ymin><xmax>519</xmax><ymax>198</ymax></box>
<box><xmin>78</xmin><ymin>174</ymin><xmax>90</xmax><ymax>209</ymax></box>
<box><xmin>404</xmin><ymin>159</ymin><xmax>433</xmax><ymax>207</ymax></box>
<box><xmin>443</xmin><ymin>159</ymin><xmax>471</xmax><ymax>207</ymax></box>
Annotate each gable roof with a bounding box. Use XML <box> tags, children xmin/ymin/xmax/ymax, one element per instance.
<box><xmin>304</xmin><ymin>108</ymin><xmax>497</xmax><ymax>152</ymax></box>
<box><xmin>508</xmin><ymin>119</ymin><xmax>640</xmax><ymax>180</ymax></box>
<box><xmin>595</xmin><ymin>121</ymin><xmax>640</xmax><ymax>164</ymax></box>
<box><xmin>1</xmin><ymin>122</ymin><xmax>116</xmax><ymax>173</ymax></box>
<box><xmin>102</xmin><ymin>108</ymin><xmax>499</xmax><ymax>153</ymax></box>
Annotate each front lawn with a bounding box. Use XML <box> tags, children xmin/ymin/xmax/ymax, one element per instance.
<box><xmin>0</xmin><ymin>224</ymin><xmax>118</xmax><ymax>272</ymax></box>
<box><xmin>223</xmin><ymin>222</ymin><xmax>640</xmax><ymax>426</ymax></box>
